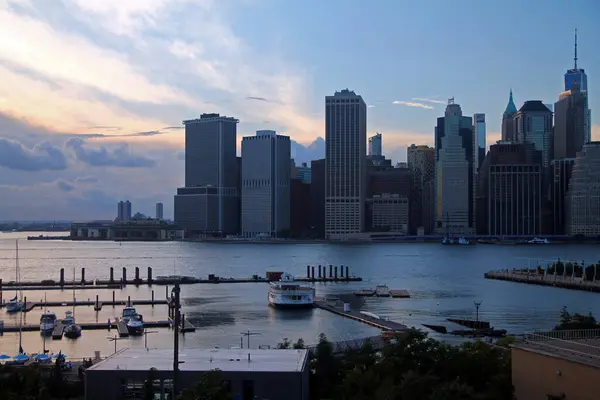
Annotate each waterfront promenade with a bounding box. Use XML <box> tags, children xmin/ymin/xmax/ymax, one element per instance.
<box><xmin>484</xmin><ymin>269</ymin><xmax>600</xmax><ymax>293</ymax></box>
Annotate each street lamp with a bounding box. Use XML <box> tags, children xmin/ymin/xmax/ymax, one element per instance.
<box><xmin>240</xmin><ymin>330</ymin><xmax>260</xmax><ymax>349</ymax></box>
<box><xmin>107</xmin><ymin>335</ymin><xmax>126</xmax><ymax>354</ymax></box>
<box><xmin>473</xmin><ymin>301</ymin><xmax>482</xmax><ymax>323</ymax></box>
<box><xmin>143</xmin><ymin>329</ymin><xmax>158</xmax><ymax>349</ymax></box>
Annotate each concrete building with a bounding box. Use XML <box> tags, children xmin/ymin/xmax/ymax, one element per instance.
<box><xmin>241</xmin><ymin>130</ymin><xmax>291</xmax><ymax>237</ymax></box>
<box><xmin>512</xmin><ymin>331</ymin><xmax>599</xmax><ymax>399</ymax></box>
<box><xmin>552</xmin><ymin>158</ymin><xmax>576</xmax><ymax>234</ymax></box>
<box><xmin>501</xmin><ymin>89</ymin><xmax>517</xmax><ymax>142</ymax></box>
<box><xmin>473</xmin><ymin>113</ymin><xmax>486</xmax><ymax>171</ymax></box>
<box><xmin>155</xmin><ymin>202</ymin><xmax>164</xmax><ymax>220</ymax></box>
<box><xmin>85</xmin><ymin>347</ymin><xmax>310</xmax><ymax>400</ymax></box>
<box><xmin>554</xmin><ymin>82</ymin><xmax>587</xmax><ymax>159</ymax></box>
<box><xmin>566</xmin><ymin>142</ymin><xmax>600</xmax><ymax>236</ymax></box>
<box><xmin>325</xmin><ymin>89</ymin><xmax>367</xmax><ymax>239</ymax></box>
<box><xmin>408</xmin><ymin>144</ymin><xmax>435</xmax><ymax>234</ymax></box>
<box><xmin>369</xmin><ymin>194</ymin><xmax>409</xmax><ymax>233</ymax></box>
<box><xmin>174</xmin><ymin>113</ymin><xmax>240</xmax><ymax>237</ymax></box>
<box><xmin>368</xmin><ymin>132</ymin><xmax>382</xmax><ymax>156</ymax></box>
<box><xmin>564</xmin><ymin>29</ymin><xmax>591</xmax><ymax>143</ymax></box>
<box><xmin>310</xmin><ymin>159</ymin><xmax>325</xmax><ymax>239</ymax></box>
<box><xmin>295</xmin><ymin>162</ymin><xmax>311</xmax><ymax>184</ymax></box>
<box><xmin>117</xmin><ymin>201</ymin><xmax>132</xmax><ymax>221</ymax></box>
<box><xmin>434</xmin><ymin>99</ymin><xmax>475</xmax><ymax>235</ymax></box>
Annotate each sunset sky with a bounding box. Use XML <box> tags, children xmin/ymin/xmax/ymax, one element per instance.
<box><xmin>0</xmin><ymin>0</ymin><xmax>598</xmax><ymax>220</ymax></box>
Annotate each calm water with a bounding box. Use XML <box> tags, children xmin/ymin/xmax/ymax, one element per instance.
<box><xmin>0</xmin><ymin>232</ymin><xmax>598</xmax><ymax>359</ymax></box>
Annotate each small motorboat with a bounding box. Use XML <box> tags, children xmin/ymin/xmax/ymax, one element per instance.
<box><xmin>354</xmin><ymin>288</ymin><xmax>376</xmax><ymax>296</ymax></box>
<box><xmin>375</xmin><ymin>284</ymin><xmax>390</xmax><ymax>297</ymax></box>
<box><xmin>64</xmin><ymin>322</ymin><xmax>82</xmax><ymax>339</ymax></box>
<box><xmin>40</xmin><ymin>311</ymin><xmax>57</xmax><ymax>335</ymax></box>
<box><xmin>126</xmin><ymin>314</ymin><xmax>144</xmax><ymax>335</ymax></box>
<box><xmin>120</xmin><ymin>307</ymin><xmax>138</xmax><ymax>323</ymax></box>
<box><xmin>6</xmin><ymin>299</ymin><xmax>23</xmax><ymax>313</ymax></box>
<box><xmin>62</xmin><ymin>311</ymin><xmax>75</xmax><ymax>326</ymax></box>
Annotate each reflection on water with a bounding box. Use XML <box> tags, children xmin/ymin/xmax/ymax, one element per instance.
<box><xmin>0</xmin><ymin>232</ymin><xmax>598</xmax><ymax>358</ymax></box>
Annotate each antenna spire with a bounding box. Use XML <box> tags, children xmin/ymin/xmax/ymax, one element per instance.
<box><xmin>574</xmin><ymin>28</ymin><xmax>578</xmax><ymax>69</ymax></box>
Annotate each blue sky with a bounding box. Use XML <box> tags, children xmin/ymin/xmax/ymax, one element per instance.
<box><xmin>0</xmin><ymin>0</ymin><xmax>598</xmax><ymax>220</ymax></box>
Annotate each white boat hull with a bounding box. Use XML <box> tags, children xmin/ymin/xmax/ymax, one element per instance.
<box><xmin>268</xmin><ymin>290</ymin><xmax>315</xmax><ymax>308</ymax></box>
<box><xmin>40</xmin><ymin>322</ymin><xmax>55</xmax><ymax>334</ymax></box>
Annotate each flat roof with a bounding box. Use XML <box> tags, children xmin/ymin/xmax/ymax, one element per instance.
<box><xmin>513</xmin><ymin>337</ymin><xmax>600</xmax><ymax>368</ymax></box>
<box><xmin>87</xmin><ymin>348</ymin><xmax>308</xmax><ymax>373</ymax></box>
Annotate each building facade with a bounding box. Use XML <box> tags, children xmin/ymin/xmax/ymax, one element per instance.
<box><xmin>325</xmin><ymin>89</ymin><xmax>367</xmax><ymax>239</ymax></box>
<box><xmin>310</xmin><ymin>159</ymin><xmax>325</xmax><ymax>239</ymax></box>
<box><xmin>407</xmin><ymin>145</ymin><xmax>435</xmax><ymax>234</ymax></box>
<box><xmin>174</xmin><ymin>113</ymin><xmax>240</xmax><ymax>236</ymax></box>
<box><xmin>473</xmin><ymin>113</ymin><xmax>486</xmax><ymax>171</ymax></box>
<box><xmin>241</xmin><ymin>130</ymin><xmax>291</xmax><ymax>238</ymax></box>
<box><xmin>117</xmin><ymin>201</ymin><xmax>132</xmax><ymax>221</ymax></box>
<box><xmin>369</xmin><ymin>194</ymin><xmax>409</xmax><ymax>233</ymax></box>
<box><xmin>295</xmin><ymin>162</ymin><xmax>312</xmax><ymax>184</ymax></box>
<box><xmin>290</xmin><ymin>179</ymin><xmax>311</xmax><ymax>237</ymax></box>
<box><xmin>155</xmin><ymin>202</ymin><xmax>164</xmax><ymax>220</ymax></box>
<box><xmin>564</xmin><ymin>29</ymin><xmax>591</xmax><ymax>143</ymax></box>
<box><xmin>434</xmin><ymin>99</ymin><xmax>475</xmax><ymax>234</ymax></box>
<box><xmin>566</xmin><ymin>142</ymin><xmax>600</xmax><ymax>236</ymax></box>
<box><xmin>552</xmin><ymin>158</ymin><xmax>576</xmax><ymax>234</ymax></box>
<box><xmin>554</xmin><ymin>83</ymin><xmax>587</xmax><ymax>159</ymax></box>
<box><xmin>515</xmin><ymin>101</ymin><xmax>553</xmax><ymax>171</ymax></box>
<box><xmin>501</xmin><ymin>90</ymin><xmax>517</xmax><ymax>142</ymax></box>
<box><xmin>368</xmin><ymin>133</ymin><xmax>382</xmax><ymax>156</ymax></box>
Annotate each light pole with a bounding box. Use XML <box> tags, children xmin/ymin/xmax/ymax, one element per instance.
<box><xmin>171</xmin><ymin>282</ymin><xmax>184</xmax><ymax>397</ymax></box>
<box><xmin>241</xmin><ymin>330</ymin><xmax>260</xmax><ymax>349</ymax></box>
<box><xmin>144</xmin><ymin>329</ymin><xmax>158</xmax><ymax>349</ymax></box>
<box><xmin>474</xmin><ymin>301</ymin><xmax>482</xmax><ymax>324</ymax></box>
<box><xmin>107</xmin><ymin>334</ymin><xmax>125</xmax><ymax>354</ymax></box>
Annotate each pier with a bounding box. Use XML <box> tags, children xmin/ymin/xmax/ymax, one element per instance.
<box><xmin>0</xmin><ymin>295</ymin><xmax>167</xmax><ymax>311</ymax></box>
<box><xmin>484</xmin><ymin>270</ymin><xmax>600</xmax><ymax>293</ymax></box>
<box><xmin>0</xmin><ymin>320</ymin><xmax>171</xmax><ymax>334</ymax></box>
<box><xmin>314</xmin><ymin>300</ymin><xmax>408</xmax><ymax>331</ymax></box>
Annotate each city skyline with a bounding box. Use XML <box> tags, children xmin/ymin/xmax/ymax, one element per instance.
<box><xmin>0</xmin><ymin>0</ymin><xmax>599</xmax><ymax>220</ymax></box>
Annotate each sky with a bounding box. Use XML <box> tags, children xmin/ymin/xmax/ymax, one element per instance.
<box><xmin>0</xmin><ymin>0</ymin><xmax>599</xmax><ymax>221</ymax></box>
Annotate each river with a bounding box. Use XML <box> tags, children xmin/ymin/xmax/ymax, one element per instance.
<box><xmin>0</xmin><ymin>232</ymin><xmax>598</xmax><ymax>359</ymax></box>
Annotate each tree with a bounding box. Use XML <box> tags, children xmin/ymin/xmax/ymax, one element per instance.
<box><xmin>177</xmin><ymin>369</ymin><xmax>232</xmax><ymax>400</ymax></box>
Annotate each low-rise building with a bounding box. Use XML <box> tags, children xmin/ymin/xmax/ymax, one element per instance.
<box><xmin>85</xmin><ymin>348</ymin><xmax>310</xmax><ymax>400</ymax></box>
<box><xmin>511</xmin><ymin>331</ymin><xmax>600</xmax><ymax>399</ymax></box>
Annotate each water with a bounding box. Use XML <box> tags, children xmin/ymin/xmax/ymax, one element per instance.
<box><xmin>0</xmin><ymin>231</ymin><xmax>598</xmax><ymax>359</ymax></box>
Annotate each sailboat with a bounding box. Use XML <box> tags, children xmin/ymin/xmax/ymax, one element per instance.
<box><xmin>13</xmin><ymin>240</ymin><xmax>29</xmax><ymax>364</ymax></box>
<box><xmin>64</xmin><ymin>269</ymin><xmax>82</xmax><ymax>339</ymax></box>
<box><xmin>6</xmin><ymin>240</ymin><xmax>23</xmax><ymax>313</ymax></box>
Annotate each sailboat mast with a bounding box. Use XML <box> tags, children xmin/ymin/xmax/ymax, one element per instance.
<box><xmin>72</xmin><ymin>268</ymin><xmax>76</xmax><ymax>317</ymax></box>
<box><xmin>17</xmin><ymin>240</ymin><xmax>23</xmax><ymax>354</ymax></box>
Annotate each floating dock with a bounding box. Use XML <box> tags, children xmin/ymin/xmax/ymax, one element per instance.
<box><xmin>0</xmin><ymin>320</ymin><xmax>171</xmax><ymax>333</ymax></box>
<box><xmin>52</xmin><ymin>322</ymin><xmax>65</xmax><ymax>339</ymax></box>
<box><xmin>390</xmin><ymin>290</ymin><xmax>410</xmax><ymax>298</ymax></box>
<box><xmin>314</xmin><ymin>300</ymin><xmax>407</xmax><ymax>331</ymax></box>
<box><xmin>116</xmin><ymin>321</ymin><xmax>129</xmax><ymax>337</ymax></box>
<box><xmin>484</xmin><ymin>270</ymin><xmax>600</xmax><ymax>293</ymax></box>
<box><xmin>353</xmin><ymin>289</ymin><xmax>410</xmax><ymax>298</ymax></box>
<box><xmin>0</xmin><ymin>298</ymin><xmax>167</xmax><ymax>311</ymax></box>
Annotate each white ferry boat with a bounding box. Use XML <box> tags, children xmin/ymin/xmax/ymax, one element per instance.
<box><xmin>268</xmin><ymin>273</ymin><xmax>315</xmax><ymax>308</ymax></box>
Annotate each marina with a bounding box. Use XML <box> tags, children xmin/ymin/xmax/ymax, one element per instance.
<box><xmin>314</xmin><ymin>299</ymin><xmax>408</xmax><ymax>331</ymax></box>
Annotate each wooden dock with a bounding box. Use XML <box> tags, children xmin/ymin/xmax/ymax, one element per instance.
<box><xmin>52</xmin><ymin>322</ymin><xmax>64</xmax><ymax>340</ymax></box>
<box><xmin>390</xmin><ymin>290</ymin><xmax>410</xmax><ymax>298</ymax></box>
<box><xmin>116</xmin><ymin>321</ymin><xmax>129</xmax><ymax>337</ymax></box>
<box><xmin>314</xmin><ymin>300</ymin><xmax>408</xmax><ymax>331</ymax></box>
<box><xmin>0</xmin><ymin>320</ymin><xmax>171</xmax><ymax>333</ymax></box>
<box><xmin>484</xmin><ymin>270</ymin><xmax>600</xmax><ymax>293</ymax></box>
<box><xmin>0</xmin><ymin>299</ymin><xmax>167</xmax><ymax>310</ymax></box>
<box><xmin>169</xmin><ymin>317</ymin><xmax>196</xmax><ymax>333</ymax></box>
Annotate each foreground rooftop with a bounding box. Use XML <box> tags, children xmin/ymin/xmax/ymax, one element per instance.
<box><xmin>513</xmin><ymin>330</ymin><xmax>600</xmax><ymax>368</ymax></box>
<box><xmin>87</xmin><ymin>348</ymin><xmax>309</xmax><ymax>373</ymax></box>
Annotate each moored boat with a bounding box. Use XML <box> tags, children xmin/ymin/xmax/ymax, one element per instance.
<box><xmin>40</xmin><ymin>311</ymin><xmax>57</xmax><ymax>335</ymax></box>
<box><xmin>375</xmin><ymin>284</ymin><xmax>391</xmax><ymax>297</ymax></box>
<box><xmin>120</xmin><ymin>307</ymin><xmax>138</xmax><ymax>323</ymax></box>
<box><xmin>268</xmin><ymin>273</ymin><xmax>315</xmax><ymax>308</ymax></box>
<box><xmin>126</xmin><ymin>314</ymin><xmax>144</xmax><ymax>335</ymax></box>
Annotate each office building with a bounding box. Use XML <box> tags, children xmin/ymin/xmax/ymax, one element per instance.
<box><xmin>85</xmin><ymin>348</ymin><xmax>310</xmax><ymax>400</ymax></box>
<box><xmin>564</xmin><ymin>30</ymin><xmax>591</xmax><ymax>143</ymax></box>
<box><xmin>434</xmin><ymin>98</ymin><xmax>475</xmax><ymax>235</ymax></box>
<box><xmin>566</xmin><ymin>142</ymin><xmax>600</xmax><ymax>236</ymax></box>
<box><xmin>241</xmin><ymin>130</ymin><xmax>291</xmax><ymax>237</ymax></box>
<box><xmin>554</xmin><ymin>82</ymin><xmax>587</xmax><ymax>159</ymax></box>
<box><xmin>325</xmin><ymin>89</ymin><xmax>367</xmax><ymax>239</ymax></box>
<box><xmin>408</xmin><ymin>145</ymin><xmax>435</xmax><ymax>234</ymax></box>
<box><xmin>290</xmin><ymin>178</ymin><xmax>311</xmax><ymax>236</ymax></box>
<box><xmin>117</xmin><ymin>200</ymin><xmax>132</xmax><ymax>221</ymax></box>
<box><xmin>501</xmin><ymin>90</ymin><xmax>517</xmax><ymax>142</ymax></box>
<box><xmin>367</xmin><ymin>155</ymin><xmax>393</xmax><ymax>170</ymax></box>
<box><xmin>370</xmin><ymin>194</ymin><xmax>409</xmax><ymax>233</ymax></box>
<box><xmin>515</xmin><ymin>101</ymin><xmax>553</xmax><ymax>170</ymax></box>
<box><xmin>155</xmin><ymin>202</ymin><xmax>163</xmax><ymax>220</ymax></box>
<box><xmin>552</xmin><ymin>158</ymin><xmax>576</xmax><ymax>234</ymax></box>
<box><xmin>295</xmin><ymin>162</ymin><xmax>312</xmax><ymax>184</ymax></box>
<box><xmin>473</xmin><ymin>113</ymin><xmax>486</xmax><ymax>171</ymax></box>
<box><xmin>368</xmin><ymin>133</ymin><xmax>382</xmax><ymax>156</ymax></box>
<box><xmin>310</xmin><ymin>159</ymin><xmax>325</xmax><ymax>239</ymax></box>
<box><xmin>174</xmin><ymin>113</ymin><xmax>240</xmax><ymax>236</ymax></box>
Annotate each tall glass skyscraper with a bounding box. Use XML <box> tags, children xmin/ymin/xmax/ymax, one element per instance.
<box><xmin>473</xmin><ymin>113</ymin><xmax>486</xmax><ymax>171</ymax></box>
<box><xmin>564</xmin><ymin>29</ymin><xmax>591</xmax><ymax>143</ymax></box>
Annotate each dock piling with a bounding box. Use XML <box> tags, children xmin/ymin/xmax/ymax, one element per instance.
<box><xmin>127</xmin><ymin>296</ymin><xmax>131</xmax><ymax>307</ymax></box>
<box><xmin>112</xmin><ymin>291</ymin><xmax>115</xmax><ymax>306</ymax></box>
<box><xmin>59</xmin><ymin>269</ymin><xmax>64</xmax><ymax>286</ymax></box>
<box><xmin>329</xmin><ymin>265</ymin><xmax>333</xmax><ymax>278</ymax></box>
<box><xmin>81</xmin><ymin>268</ymin><xmax>85</xmax><ymax>284</ymax></box>
<box><xmin>95</xmin><ymin>295</ymin><xmax>99</xmax><ymax>309</ymax></box>
<box><xmin>306</xmin><ymin>265</ymin><xmax>310</xmax><ymax>278</ymax></box>
<box><xmin>334</xmin><ymin>266</ymin><xmax>338</xmax><ymax>279</ymax></box>
<box><xmin>0</xmin><ymin>279</ymin><xmax>2</xmax><ymax>304</ymax></box>
<box><xmin>122</xmin><ymin>267</ymin><xmax>127</xmax><ymax>283</ymax></box>
<box><xmin>165</xmin><ymin>285</ymin><xmax>168</xmax><ymax>300</ymax></box>
<box><xmin>318</xmin><ymin>265</ymin><xmax>322</xmax><ymax>278</ymax></box>
<box><xmin>311</xmin><ymin>266</ymin><xmax>315</xmax><ymax>280</ymax></box>
<box><xmin>148</xmin><ymin>267</ymin><xmax>153</xmax><ymax>284</ymax></box>
<box><xmin>340</xmin><ymin>265</ymin><xmax>344</xmax><ymax>278</ymax></box>
<box><xmin>346</xmin><ymin>266</ymin><xmax>349</xmax><ymax>280</ymax></box>
<box><xmin>109</xmin><ymin>267</ymin><xmax>114</xmax><ymax>283</ymax></box>
<box><xmin>151</xmin><ymin>290</ymin><xmax>155</xmax><ymax>306</ymax></box>
<box><xmin>135</xmin><ymin>267</ymin><xmax>140</xmax><ymax>285</ymax></box>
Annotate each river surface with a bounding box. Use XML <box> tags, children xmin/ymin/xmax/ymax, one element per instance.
<box><xmin>0</xmin><ymin>232</ymin><xmax>598</xmax><ymax>359</ymax></box>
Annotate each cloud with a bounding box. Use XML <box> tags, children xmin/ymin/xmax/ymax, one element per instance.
<box><xmin>66</xmin><ymin>137</ymin><xmax>157</xmax><ymax>167</ymax></box>
<box><xmin>75</xmin><ymin>176</ymin><xmax>99</xmax><ymax>184</ymax></box>
<box><xmin>392</xmin><ymin>101</ymin><xmax>434</xmax><ymax>110</ymax></box>
<box><xmin>412</xmin><ymin>97</ymin><xmax>447</xmax><ymax>105</ymax></box>
<box><xmin>56</xmin><ymin>180</ymin><xmax>75</xmax><ymax>192</ymax></box>
<box><xmin>246</xmin><ymin>96</ymin><xmax>270</xmax><ymax>102</ymax></box>
<box><xmin>0</xmin><ymin>136</ymin><xmax>67</xmax><ymax>171</ymax></box>
<box><xmin>291</xmin><ymin>137</ymin><xmax>325</xmax><ymax>164</ymax></box>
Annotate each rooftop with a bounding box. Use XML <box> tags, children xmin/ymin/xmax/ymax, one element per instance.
<box><xmin>513</xmin><ymin>330</ymin><xmax>600</xmax><ymax>368</ymax></box>
<box><xmin>87</xmin><ymin>348</ymin><xmax>309</xmax><ymax>373</ymax></box>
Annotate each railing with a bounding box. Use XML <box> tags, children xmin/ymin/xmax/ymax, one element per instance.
<box><xmin>526</xmin><ymin>329</ymin><xmax>600</xmax><ymax>341</ymax></box>
<box><xmin>521</xmin><ymin>329</ymin><xmax>600</xmax><ymax>361</ymax></box>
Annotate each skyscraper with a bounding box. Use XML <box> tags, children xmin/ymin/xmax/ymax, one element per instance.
<box><xmin>515</xmin><ymin>101</ymin><xmax>553</xmax><ymax>171</ymax></box>
<box><xmin>155</xmin><ymin>202</ymin><xmax>164</xmax><ymax>220</ymax></box>
<box><xmin>241</xmin><ymin>130</ymin><xmax>291</xmax><ymax>237</ymax></box>
<box><xmin>473</xmin><ymin>113</ymin><xmax>486</xmax><ymax>171</ymax></box>
<box><xmin>554</xmin><ymin>82</ymin><xmax>587</xmax><ymax>159</ymax></box>
<box><xmin>368</xmin><ymin>133</ymin><xmax>382</xmax><ymax>156</ymax></box>
<box><xmin>434</xmin><ymin>99</ymin><xmax>476</xmax><ymax>234</ymax></box>
<box><xmin>325</xmin><ymin>89</ymin><xmax>367</xmax><ymax>239</ymax></box>
<box><xmin>174</xmin><ymin>113</ymin><xmax>240</xmax><ymax>236</ymax></box>
<box><xmin>566</xmin><ymin>142</ymin><xmax>600</xmax><ymax>236</ymax></box>
<box><xmin>564</xmin><ymin>29</ymin><xmax>591</xmax><ymax>143</ymax></box>
<box><xmin>501</xmin><ymin>90</ymin><xmax>517</xmax><ymax>142</ymax></box>
<box><xmin>116</xmin><ymin>200</ymin><xmax>132</xmax><ymax>221</ymax></box>
<box><xmin>407</xmin><ymin>144</ymin><xmax>435</xmax><ymax>234</ymax></box>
